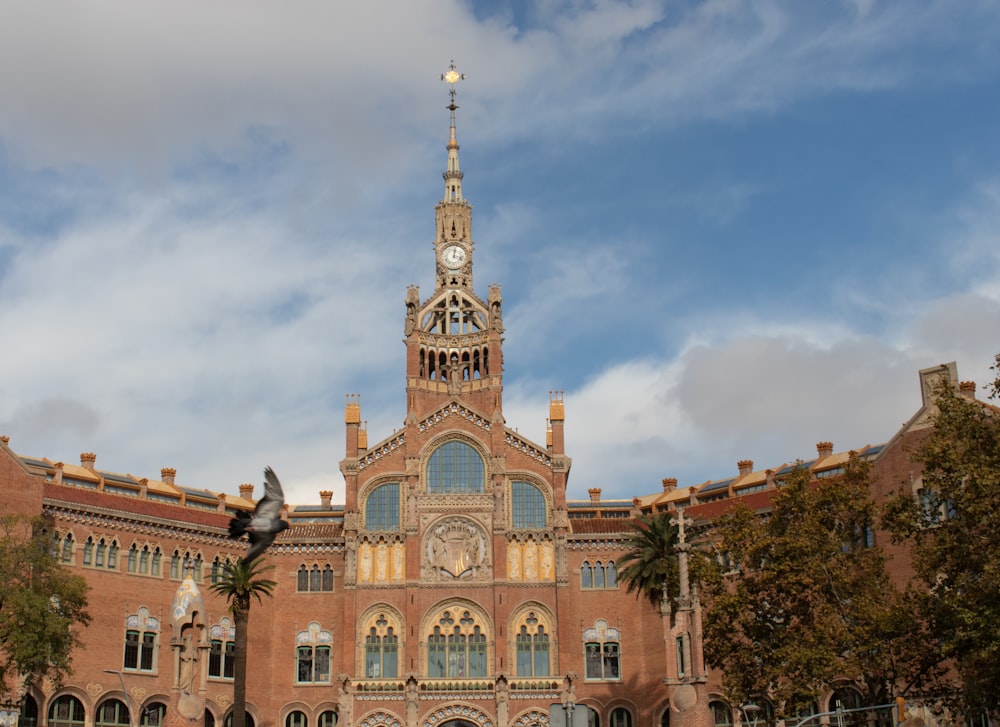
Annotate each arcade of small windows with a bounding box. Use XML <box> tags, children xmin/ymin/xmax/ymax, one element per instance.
<box><xmin>513</xmin><ymin>610</ymin><xmax>550</xmax><ymax>677</ymax></box>
<box><xmin>210</xmin><ymin>556</ymin><xmax>238</xmax><ymax>585</ymax></box>
<box><xmin>297</xmin><ymin>564</ymin><xmax>334</xmax><ymax>592</ymax></box>
<box><xmin>511</xmin><ymin>481</ymin><xmax>547</xmax><ymax>529</ymax></box>
<box><xmin>583</xmin><ymin>619</ymin><xmax>621</xmax><ymax>681</ymax></box>
<box><xmin>365</xmin><ymin>482</ymin><xmax>401</xmax><ymax>531</ymax></box>
<box><xmin>295</xmin><ymin>622</ymin><xmax>332</xmax><ymax>684</ymax></box>
<box><xmin>126</xmin><ymin>543</ymin><xmax>163</xmax><ymax>577</ymax></box>
<box><xmin>420</xmin><ymin>345</ymin><xmax>490</xmax><ymax>382</ymax></box>
<box><xmin>363</xmin><ymin>612</ymin><xmax>400</xmax><ymax>678</ymax></box>
<box><xmin>83</xmin><ymin>536</ymin><xmax>119</xmax><ymax>570</ymax></box>
<box><xmin>426</xmin><ymin>609</ymin><xmax>488</xmax><ymax>678</ymax></box>
<box><xmin>208</xmin><ymin>618</ymin><xmax>236</xmax><ymax>680</ymax></box>
<box><xmin>123</xmin><ymin>607</ymin><xmax>159</xmax><ymax>673</ymax></box>
<box><xmin>170</xmin><ymin>550</ymin><xmax>203</xmax><ymax>581</ymax></box>
<box><xmin>426</xmin><ymin>441</ymin><xmax>485</xmax><ymax>495</ymax></box>
<box><xmin>581</xmin><ymin>560</ymin><xmax>618</xmax><ymax>589</ymax></box>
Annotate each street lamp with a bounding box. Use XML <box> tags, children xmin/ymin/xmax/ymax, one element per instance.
<box><xmin>741</xmin><ymin>702</ymin><xmax>762</xmax><ymax>727</ymax></box>
<box><xmin>104</xmin><ymin>670</ymin><xmax>136</xmax><ymax>727</ymax></box>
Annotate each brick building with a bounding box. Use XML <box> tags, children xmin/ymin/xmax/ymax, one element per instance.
<box><xmin>0</xmin><ymin>83</ymin><xmax>987</xmax><ymax>727</ymax></box>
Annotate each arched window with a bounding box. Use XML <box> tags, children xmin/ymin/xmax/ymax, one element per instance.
<box><xmin>48</xmin><ymin>696</ymin><xmax>85</xmax><ymax>727</ymax></box>
<box><xmin>711</xmin><ymin>701</ymin><xmax>733</xmax><ymax>727</ymax></box>
<box><xmin>295</xmin><ymin>622</ymin><xmax>332</xmax><ymax>684</ymax></box>
<box><xmin>204</xmin><ymin>710</ymin><xmax>215</xmax><ymax>727</ymax></box>
<box><xmin>583</xmin><ymin>619</ymin><xmax>621</xmax><ymax>681</ymax></box>
<box><xmin>96</xmin><ymin>700</ymin><xmax>130</xmax><ymax>727</ymax></box>
<box><xmin>593</xmin><ymin>561</ymin><xmax>606</xmax><ymax>588</ymax></box>
<box><xmin>20</xmin><ymin>695</ymin><xmax>39</xmax><ymax>727</ymax></box>
<box><xmin>511</xmin><ymin>481</ymin><xmax>547</xmax><ymax>528</ymax></box>
<box><xmin>297</xmin><ymin>564</ymin><xmax>334</xmax><ymax>592</ymax></box>
<box><xmin>142</xmin><ymin>704</ymin><xmax>167</xmax><ymax>727</ymax></box>
<box><xmin>513</xmin><ymin>610</ymin><xmax>550</xmax><ymax>677</ymax></box>
<box><xmin>318</xmin><ymin>713</ymin><xmax>337</xmax><ymax>727</ymax></box>
<box><xmin>364</xmin><ymin>612</ymin><xmax>400</xmax><ymax>678</ymax></box>
<box><xmin>830</xmin><ymin>687</ymin><xmax>864</xmax><ymax>727</ymax></box>
<box><xmin>365</xmin><ymin>483</ymin><xmax>401</xmax><ymax>530</ymax></box>
<box><xmin>581</xmin><ymin>561</ymin><xmax>593</xmax><ymax>588</ymax></box>
<box><xmin>83</xmin><ymin>537</ymin><xmax>94</xmax><ymax>566</ymax></box>
<box><xmin>660</xmin><ymin>708</ymin><xmax>670</xmax><ymax>727</ymax></box>
<box><xmin>427</xmin><ymin>441</ymin><xmax>485</xmax><ymax>494</ymax></box>
<box><xmin>60</xmin><ymin>534</ymin><xmax>74</xmax><ymax>563</ymax></box>
<box><xmin>587</xmin><ymin>708</ymin><xmax>601</xmax><ymax>727</ymax></box>
<box><xmin>611</xmin><ymin>709</ymin><xmax>632</xmax><ymax>727</ymax></box>
<box><xmin>426</xmin><ymin>609</ymin><xmax>488</xmax><ymax>678</ymax></box>
<box><xmin>297</xmin><ymin>565</ymin><xmax>309</xmax><ymax>591</ymax></box>
<box><xmin>208</xmin><ymin>618</ymin><xmax>236</xmax><ymax>680</ymax></box>
<box><xmin>322</xmin><ymin>564</ymin><xmax>334</xmax><ymax>591</ymax></box>
<box><xmin>285</xmin><ymin>712</ymin><xmax>307</xmax><ymax>727</ymax></box>
<box><xmin>606</xmin><ymin>560</ymin><xmax>618</xmax><ymax>587</ymax></box>
<box><xmin>224</xmin><ymin>714</ymin><xmax>255</xmax><ymax>727</ymax></box>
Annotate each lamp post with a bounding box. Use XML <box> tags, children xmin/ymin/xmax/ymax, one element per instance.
<box><xmin>104</xmin><ymin>670</ymin><xmax>136</xmax><ymax>727</ymax></box>
<box><xmin>741</xmin><ymin>702</ymin><xmax>762</xmax><ymax>727</ymax></box>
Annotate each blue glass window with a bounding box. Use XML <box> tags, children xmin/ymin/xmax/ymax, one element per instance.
<box><xmin>365</xmin><ymin>483</ymin><xmax>400</xmax><ymax>531</ymax></box>
<box><xmin>511</xmin><ymin>481</ymin><xmax>546</xmax><ymax>528</ymax></box>
<box><xmin>427</xmin><ymin>441</ymin><xmax>484</xmax><ymax>494</ymax></box>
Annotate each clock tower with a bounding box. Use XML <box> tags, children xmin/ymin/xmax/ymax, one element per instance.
<box><xmin>403</xmin><ymin>63</ymin><xmax>505</xmax><ymax>420</ymax></box>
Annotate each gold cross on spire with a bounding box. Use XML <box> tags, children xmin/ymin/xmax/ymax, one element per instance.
<box><xmin>441</xmin><ymin>60</ymin><xmax>466</xmax><ymax>108</ymax></box>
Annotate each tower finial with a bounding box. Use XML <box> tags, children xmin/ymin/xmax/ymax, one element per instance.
<box><xmin>439</xmin><ymin>61</ymin><xmax>466</xmax><ymax>203</ymax></box>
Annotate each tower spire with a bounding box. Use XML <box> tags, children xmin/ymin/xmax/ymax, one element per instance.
<box><xmin>440</xmin><ymin>60</ymin><xmax>466</xmax><ymax>203</ymax></box>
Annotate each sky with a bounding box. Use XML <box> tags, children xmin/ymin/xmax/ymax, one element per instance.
<box><xmin>1</xmin><ymin>0</ymin><xmax>999</xmax><ymax>507</ymax></box>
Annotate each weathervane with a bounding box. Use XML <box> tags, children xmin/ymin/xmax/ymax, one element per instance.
<box><xmin>440</xmin><ymin>60</ymin><xmax>466</xmax><ymax>110</ymax></box>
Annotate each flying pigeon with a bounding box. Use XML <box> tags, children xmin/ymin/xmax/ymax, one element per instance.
<box><xmin>228</xmin><ymin>466</ymin><xmax>290</xmax><ymax>563</ymax></box>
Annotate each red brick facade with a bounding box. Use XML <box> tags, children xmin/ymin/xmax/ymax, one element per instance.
<box><xmin>0</xmin><ymin>104</ymin><xmax>981</xmax><ymax>727</ymax></box>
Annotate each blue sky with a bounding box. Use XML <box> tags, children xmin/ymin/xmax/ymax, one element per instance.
<box><xmin>1</xmin><ymin>0</ymin><xmax>999</xmax><ymax>505</ymax></box>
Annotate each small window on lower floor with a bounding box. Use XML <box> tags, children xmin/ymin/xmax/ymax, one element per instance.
<box><xmin>611</xmin><ymin>709</ymin><xmax>632</xmax><ymax>727</ymax></box>
<box><xmin>318</xmin><ymin>712</ymin><xmax>337</xmax><ymax>727</ymax></box>
<box><xmin>285</xmin><ymin>711</ymin><xmax>307</xmax><ymax>727</ymax></box>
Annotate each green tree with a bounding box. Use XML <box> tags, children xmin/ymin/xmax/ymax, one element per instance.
<box><xmin>698</xmin><ymin>460</ymin><xmax>931</xmax><ymax>716</ymax></box>
<box><xmin>0</xmin><ymin>515</ymin><xmax>90</xmax><ymax>699</ymax></box>
<box><xmin>617</xmin><ymin>511</ymin><xmax>679</xmax><ymax>609</ymax></box>
<box><xmin>882</xmin><ymin>370</ymin><xmax>1000</xmax><ymax>713</ymax></box>
<box><xmin>209</xmin><ymin>558</ymin><xmax>277</xmax><ymax>727</ymax></box>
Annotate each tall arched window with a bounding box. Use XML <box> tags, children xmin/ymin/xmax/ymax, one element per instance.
<box><xmin>513</xmin><ymin>610</ymin><xmax>550</xmax><ymax>677</ymax></box>
<box><xmin>427</xmin><ymin>441</ymin><xmax>485</xmax><ymax>494</ymax></box>
<box><xmin>511</xmin><ymin>481</ymin><xmax>547</xmax><ymax>528</ymax></box>
<box><xmin>124</xmin><ymin>607</ymin><xmax>159</xmax><ymax>672</ymax></box>
<box><xmin>208</xmin><ymin>618</ymin><xmax>236</xmax><ymax>680</ymax></box>
<box><xmin>584</xmin><ymin>619</ymin><xmax>621</xmax><ymax>681</ymax></box>
<box><xmin>365</xmin><ymin>483</ymin><xmax>400</xmax><ymax>530</ymax></box>
<box><xmin>611</xmin><ymin>709</ymin><xmax>632</xmax><ymax>727</ymax></box>
<box><xmin>318</xmin><ymin>712</ymin><xmax>337</xmax><ymax>727</ymax></box>
<box><xmin>710</xmin><ymin>701</ymin><xmax>733</xmax><ymax>727</ymax></box>
<box><xmin>142</xmin><ymin>704</ymin><xmax>167</xmax><ymax>727</ymax></box>
<box><xmin>285</xmin><ymin>712</ymin><xmax>307</xmax><ymax>727</ymax></box>
<box><xmin>363</xmin><ymin>612</ymin><xmax>400</xmax><ymax>678</ymax></box>
<box><xmin>426</xmin><ymin>609</ymin><xmax>488</xmax><ymax>678</ymax></box>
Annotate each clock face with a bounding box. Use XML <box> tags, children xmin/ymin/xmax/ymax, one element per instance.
<box><xmin>441</xmin><ymin>244</ymin><xmax>467</xmax><ymax>268</ymax></box>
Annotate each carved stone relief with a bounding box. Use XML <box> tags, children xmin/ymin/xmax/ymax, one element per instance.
<box><xmin>422</xmin><ymin>516</ymin><xmax>491</xmax><ymax>581</ymax></box>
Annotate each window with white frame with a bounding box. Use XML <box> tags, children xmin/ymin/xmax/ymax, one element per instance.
<box><xmin>208</xmin><ymin>618</ymin><xmax>236</xmax><ymax>679</ymax></box>
<box><xmin>583</xmin><ymin>619</ymin><xmax>621</xmax><ymax>680</ymax></box>
<box><xmin>123</xmin><ymin>607</ymin><xmax>159</xmax><ymax>672</ymax></box>
<box><xmin>295</xmin><ymin>622</ymin><xmax>332</xmax><ymax>684</ymax></box>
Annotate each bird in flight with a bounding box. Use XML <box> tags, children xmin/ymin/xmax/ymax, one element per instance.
<box><xmin>228</xmin><ymin>466</ymin><xmax>290</xmax><ymax>562</ymax></box>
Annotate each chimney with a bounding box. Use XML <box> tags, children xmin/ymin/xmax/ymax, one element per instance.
<box><xmin>816</xmin><ymin>441</ymin><xmax>833</xmax><ymax>458</ymax></box>
<box><xmin>765</xmin><ymin>469</ymin><xmax>775</xmax><ymax>488</ymax></box>
<box><xmin>81</xmin><ymin>452</ymin><xmax>96</xmax><ymax>471</ymax></box>
<box><xmin>549</xmin><ymin>391</ymin><xmax>565</xmax><ymax>455</ymax></box>
<box><xmin>138</xmin><ymin>478</ymin><xmax>149</xmax><ymax>497</ymax></box>
<box><xmin>662</xmin><ymin>477</ymin><xmax>677</xmax><ymax>494</ymax></box>
<box><xmin>161</xmin><ymin>467</ymin><xmax>176</xmax><ymax>486</ymax></box>
<box><xmin>959</xmin><ymin>381</ymin><xmax>976</xmax><ymax>399</ymax></box>
<box><xmin>320</xmin><ymin>490</ymin><xmax>333</xmax><ymax>509</ymax></box>
<box><xmin>216</xmin><ymin>493</ymin><xmax>227</xmax><ymax>512</ymax></box>
<box><xmin>737</xmin><ymin>459</ymin><xmax>754</xmax><ymax>477</ymax></box>
<box><xmin>358</xmin><ymin>421</ymin><xmax>368</xmax><ymax>451</ymax></box>
<box><xmin>239</xmin><ymin>483</ymin><xmax>255</xmax><ymax>501</ymax></box>
<box><xmin>0</xmin><ymin>435</ymin><xmax>9</xmax><ymax>446</ymax></box>
<box><xmin>54</xmin><ymin>461</ymin><xmax>64</xmax><ymax>485</ymax></box>
<box><xmin>588</xmin><ymin>487</ymin><xmax>601</xmax><ymax>504</ymax></box>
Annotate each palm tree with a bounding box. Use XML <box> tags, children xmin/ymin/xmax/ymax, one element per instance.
<box><xmin>209</xmin><ymin>559</ymin><xmax>277</xmax><ymax>727</ymax></box>
<box><xmin>617</xmin><ymin>511</ymin><xmax>680</xmax><ymax>609</ymax></box>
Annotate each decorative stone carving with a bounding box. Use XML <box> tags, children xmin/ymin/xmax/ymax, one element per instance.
<box><xmin>423</xmin><ymin>516</ymin><xmax>490</xmax><ymax>580</ymax></box>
